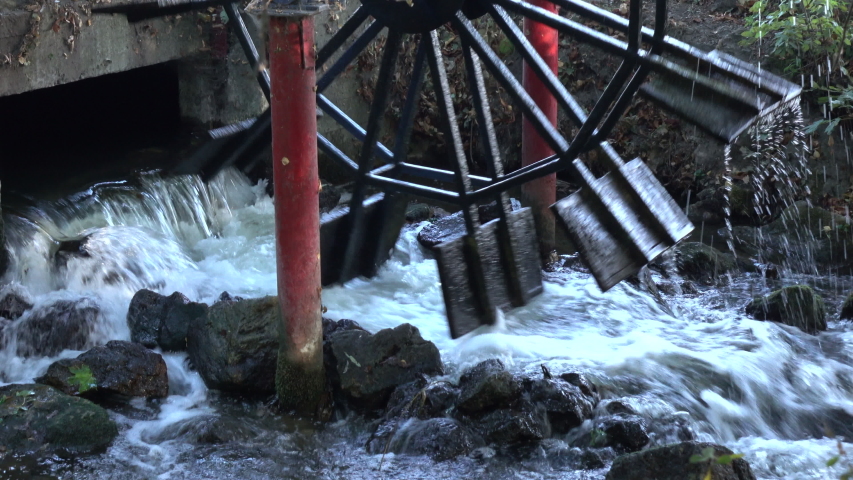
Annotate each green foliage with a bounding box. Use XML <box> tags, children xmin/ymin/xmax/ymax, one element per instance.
<box><xmin>689</xmin><ymin>447</ymin><xmax>746</xmax><ymax>480</ymax></box>
<box><xmin>742</xmin><ymin>0</ymin><xmax>853</xmax><ymax>134</ymax></box>
<box><xmin>741</xmin><ymin>0</ymin><xmax>852</xmax><ymax>76</ymax></box>
<box><xmin>68</xmin><ymin>365</ymin><xmax>97</xmax><ymax>394</ymax></box>
<box><xmin>589</xmin><ymin>428</ymin><xmax>607</xmax><ymax>447</ymax></box>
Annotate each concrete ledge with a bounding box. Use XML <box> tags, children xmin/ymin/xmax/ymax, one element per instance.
<box><xmin>0</xmin><ymin>4</ymin><xmax>209</xmax><ymax>98</ymax></box>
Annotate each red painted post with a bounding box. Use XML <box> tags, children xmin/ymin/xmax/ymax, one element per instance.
<box><xmin>268</xmin><ymin>15</ymin><xmax>324</xmax><ymax>416</ymax></box>
<box><xmin>522</xmin><ymin>2</ymin><xmax>559</xmax><ymax>257</ymax></box>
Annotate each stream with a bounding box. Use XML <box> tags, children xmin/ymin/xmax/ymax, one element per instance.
<box><xmin>2</xmin><ymin>167</ymin><xmax>853</xmax><ymax>479</ymax></box>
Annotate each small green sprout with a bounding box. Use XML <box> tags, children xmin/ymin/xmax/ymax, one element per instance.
<box><xmin>68</xmin><ymin>365</ymin><xmax>97</xmax><ymax>394</ymax></box>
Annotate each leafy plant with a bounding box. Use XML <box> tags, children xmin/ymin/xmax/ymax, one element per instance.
<box><xmin>68</xmin><ymin>365</ymin><xmax>97</xmax><ymax>394</ymax></box>
<box><xmin>827</xmin><ymin>439</ymin><xmax>853</xmax><ymax>480</ymax></box>
<box><xmin>689</xmin><ymin>446</ymin><xmax>745</xmax><ymax>480</ymax></box>
<box><xmin>589</xmin><ymin>428</ymin><xmax>607</xmax><ymax>447</ymax></box>
<box><xmin>742</xmin><ymin>0</ymin><xmax>853</xmax><ymax>134</ymax></box>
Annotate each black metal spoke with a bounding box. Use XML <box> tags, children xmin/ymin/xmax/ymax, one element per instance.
<box><xmin>493</xmin><ymin>0</ymin><xmax>629</xmax><ymax>58</ymax></box>
<box><xmin>426</xmin><ymin>29</ymin><xmax>479</xmax><ymax>234</ymax></box>
<box><xmin>316</xmin><ymin>6</ymin><xmax>370</xmax><ymax>69</ymax></box>
<box><xmin>392</xmin><ymin>36</ymin><xmax>428</xmax><ymax>168</ymax></box>
<box><xmin>339</xmin><ymin>28</ymin><xmax>403</xmax><ymax>281</ymax></box>
<box><xmin>451</xmin><ymin>13</ymin><xmax>571</xmax><ymax>160</ymax></box>
<box><xmin>224</xmin><ymin>3</ymin><xmax>270</xmax><ymax>101</ymax></box>
<box><xmin>317</xmin><ymin>94</ymin><xmax>395</xmax><ymax>162</ymax></box>
<box><xmin>461</xmin><ymin>38</ymin><xmax>527</xmax><ymax>307</ymax></box>
<box><xmin>488</xmin><ymin>5</ymin><xmax>587</xmax><ymax>129</ymax></box>
<box><xmin>318</xmin><ymin>133</ymin><xmax>359</xmax><ymax>171</ymax></box>
<box><xmin>317</xmin><ymin>20</ymin><xmax>384</xmax><ymax>93</ymax></box>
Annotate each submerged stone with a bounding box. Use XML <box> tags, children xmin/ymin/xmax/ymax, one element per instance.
<box><xmin>0</xmin><ymin>289</ymin><xmax>33</xmax><ymax>321</ymax></box>
<box><xmin>605</xmin><ymin>441</ymin><xmax>756</xmax><ymax>480</ymax></box>
<box><xmin>745</xmin><ymin>285</ymin><xmax>826</xmax><ymax>334</ymax></box>
<box><xmin>187</xmin><ymin>294</ymin><xmax>280</xmax><ymax>394</ymax></box>
<box><xmin>13</xmin><ymin>298</ymin><xmax>100</xmax><ymax>357</ymax></box>
<box><xmin>368</xmin><ymin>417</ymin><xmax>484</xmax><ymax>461</ymax></box>
<box><xmin>36</xmin><ymin>340</ymin><xmax>168</xmax><ymax>399</ymax></box>
<box><xmin>0</xmin><ymin>384</ymin><xmax>118</xmax><ymax>456</ymax></box>
<box><xmin>674</xmin><ymin>242</ymin><xmax>738</xmax><ymax>284</ymax></box>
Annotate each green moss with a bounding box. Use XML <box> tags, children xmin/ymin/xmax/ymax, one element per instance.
<box><xmin>745</xmin><ymin>285</ymin><xmax>827</xmax><ymax>334</ymax></box>
<box><xmin>275</xmin><ymin>349</ymin><xmax>326</xmax><ymax>418</ymax></box>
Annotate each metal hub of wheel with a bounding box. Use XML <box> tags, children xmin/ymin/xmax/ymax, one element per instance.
<box><xmin>95</xmin><ymin>0</ymin><xmax>803</xmax><ymax>337</ymax></box>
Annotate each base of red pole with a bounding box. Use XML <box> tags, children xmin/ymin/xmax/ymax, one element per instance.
<box><xmin>522</xmin><ymin>2</ymin><xmax>559</xmax><ymax>258</ymax></box>
<box><xmin>269</xmin><ymin>15</ymin><xmax>325</xmax><ymax>417</ymax></box>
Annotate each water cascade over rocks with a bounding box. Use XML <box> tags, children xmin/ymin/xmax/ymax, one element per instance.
<box><xmin>1</xmin><ymin>168</ymin><xmax>853</xmax><ymax>479</ymax></box>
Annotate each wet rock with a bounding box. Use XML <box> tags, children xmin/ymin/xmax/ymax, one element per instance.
<box><xmin>559</xmin><ymin>371</ymin><xmax>600</xmax><ymax>401</ymax></box>
<box><xmin>840</xmin><ymin>291</ymin><xmax>853</xmax><ymax>320</ymax></box>
<box><xmin>405</xmin><ymin>203</ymin><xmax>434</xmax><ymax>223</ymax></box>
<box><xmin>328</xmin><ymin>323</ymin><xmax>443</xmax><ymax>412</ymax></box>
<box><xmin>0</xmin><ymin>183</ymin><xmax>6</xmax><ymax>279</ymax></box>
<box><xmin>417</xmin><ymin>212</ymin><xmax>465</xmax><ymax>249</ymax></box>
<box><xmin>675</xmin><ymin>242</ymin><xmax>738</xmax><ymax>284</ymax></box>
<box><xmin>145</xmin><ymin>415</ymin><xmax>264</xmax><ymax>445</ymax></box>
<box><xmin>743</xmin><ymin>201</ymin><xmax>853</xmax><ymax>274</ymax></box>
<box><xmin>187</xmin><ymin>295</ymin><xmax>280</xmax><ymax>394</ymax></box>
<box><xmin>745</xmin><ymin>285</ymin><xmax>827</xmax><ymax>334</ymax></box>
<box><xmin>319</xmin><ymin>183</ymin><xmax>341</xmax><ymax>213</ymax></box>
<box><xmin>369</xmin><ymin>417</ymin><xmax>484</xmax><ymax>461</ymax></box>
<box><xmin>322</xmin><ymin>317</ymin><xmax>367</xmax><ymax>410</ymax></box>
<box><xmin>14</xmin><ymin>298</ymin><xmax>100</xmax><ymax>357</ymax></box>
<box><xmin>549</xmin><ymin>445</ymin><xmax>611</xmax><ymax>470</ymax></box>
<box><xmin>468</xmin><ymin>405</ymin><xmax>551</xmax><ymax>444</ymax></box>
<box><xmin>54</xmin><ymin>235</ymin><xmax>91</xmax><ymax>269</ymax></box>
<box><xmin>457</xmin><ymin>359</ymin><xmax>522</xmax><ymax>414</ymax></box>
<box><xmin>36</xmin><ymin>340</ymin><xmax>168</xmax><ymax>398</ymax></box>
<box><xmin>0</xmin><ymin>289</ymin><xmax>33</xmax><ymax>320</ymax></box>
<box><xmin>605</xmin><ymin>441</ymin><xmax>756</xmax><ymax>480</ymax></box>
<box><xmin>526</xmin><ymin>376</ymin><xmax>597</xmax><ymax>434</ymax></box>
<box><xmin>601</xmin><ymin>399</ymin><xmax>638</xmax><ymax>416</ymax></box>
<box><xmin>0</xmin><ymin>384</ymin><xmax>118</xmax><ymax>456</ymax></box>
<box><xmin>646</xmin><ymin>412</ymin><xmax>697</xmax><ymax>444</ymax></box>
<box><xmin>416</xmin><ymin>201</ymin><xmax>521</xmax><ymax>249</ymax></box>
<box><xmin>384</xmin><ymin>378</ymin><xmax>459</xmax><ymax>420</ymax></box>
<box><xmin>577</xmin><ymin>415</ymin><xmax>650</xmax><ymax>452</ymax></box>
<box><xmin>127</xmin><ymin>289</ymin><xmax>208</xmax><ymax>351</ymax></box>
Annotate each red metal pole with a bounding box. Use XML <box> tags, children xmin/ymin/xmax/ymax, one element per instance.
<box><xmin>522</xmin><ymin>2</ymin><xmax>559</xmax><ymax>257</ymax></box>
<box><xmin>269</xmin><ymin>15</ymin><xmax>324</xmax><ymax>416</ymax></box>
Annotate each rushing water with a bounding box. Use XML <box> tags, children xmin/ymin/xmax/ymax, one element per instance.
<box><xmin>2</xmin><ymin>168</ymin><xmax>853</xmax><ymax>479</ymax></box>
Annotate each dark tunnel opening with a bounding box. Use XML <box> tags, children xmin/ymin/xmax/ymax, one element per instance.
<box><xmin>0</xmin><ymin>62</ymin><xmax>183</xmax><ymax>197</ymax></box>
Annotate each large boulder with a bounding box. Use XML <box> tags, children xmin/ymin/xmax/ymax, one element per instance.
<box><xmin>187</xmin><ymin>294</ymin><xmax>279</xmax><ymax>394</ymax></box>
<box><xmin>526</xmin><ymin>375</ymin><xmax>598</xmax><ymax>434</ymax></box>
<box><xmin>0</xmin><ymin>384</ymin><xmax>118</xmax><ymax>455</ymax></box>
<box><xmin>674</xmin><ymin>242</ymin><xmax>738</xmax><ymax>284</ymax></box>
<box><xmin>13</xmin><ymin>298</ymin><xmax>100</xmax><ymax>357</ymax></box>
<box><xmin>127</xmin><ymin>289</ymin><xmax>208</xmax><ymax>351</ymax></box>
<box><xmin>745</xmin><ymin>285</ymin><xmax>827</xmax><ymax>334</ymax></box>
<box><xmin>605</xmin><ymin>441</ymin><xmax>756</xmax><ymax>480</ymax></box>
<box><xmin>36</xmin><ymin>340</ymin><xmax>168</xmax><ymax>398</ymax></box>
<box><xmin>327</xmin><ymin>323</ymin><xmax>443</xmax><ymax>412</ymax></box>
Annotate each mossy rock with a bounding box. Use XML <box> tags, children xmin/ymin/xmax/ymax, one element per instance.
<box><xmin>0</xmin><ymin>384</ymin><xmax>118</xmax><ymax>455</ymax></box>
<box><xmin>760</xmin><ymin>201</ymin><xmax>853</xmax><ymax>274</ymax></box>
<box><xmin>605</xmin><ymin>441</ymin><xmax>755</xmax><ymax>480</ymax></box>
<box><xmin>841</xmin><ymin>293</ymin><xmax>853</xmax><ymax>320</ymax></box>
<box><xmin>745</xmin><ymin>285</ymin><xmax>827</xmax><ymax>334</ymax></box>
<box><xmin>675</xmin><ymin>242</ymin><xmax>738</xmax><ymax>284</ymax></box>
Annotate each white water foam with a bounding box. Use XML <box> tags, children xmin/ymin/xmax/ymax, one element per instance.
<box><xmin>2</xmin><ymin>168</ymin><xmax>852</xmax><ymax>479</ymax></box>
